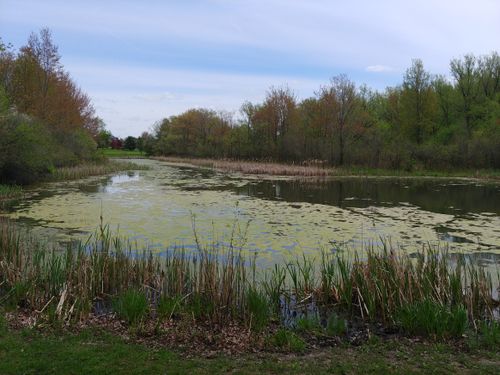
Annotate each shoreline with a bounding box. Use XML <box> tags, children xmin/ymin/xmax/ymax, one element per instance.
<box><xmin>151</xmin><ymin>155</ymin><xmax>500</xmax><ymax>182</ymax></box>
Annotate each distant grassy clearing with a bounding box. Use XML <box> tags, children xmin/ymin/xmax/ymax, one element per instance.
<box><xmin>100</xmin><ymin>148</ymin><xmax>146</xmax><ymax>158</ymax></box>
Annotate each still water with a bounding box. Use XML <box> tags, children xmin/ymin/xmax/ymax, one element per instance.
<box><xmin>4</xmin><ymin>159</ymin><xmax>500</xmax><ymax>265</ymax></box>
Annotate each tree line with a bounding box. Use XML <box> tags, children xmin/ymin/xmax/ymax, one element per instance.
<box><xmin>141</xmin><ymin>54</ymin><xmax>499</xmax><ymax>170</ymax></box>
<box><xmin>0</xmin><ymin>29</ymin><xmax>102</xmax><ymax>184</ymax></box>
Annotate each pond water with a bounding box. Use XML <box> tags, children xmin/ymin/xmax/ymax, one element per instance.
<box><xmin>3</xmin><ymin>159</ymin><xmax>500</xmax><ymax>266</ymax></box>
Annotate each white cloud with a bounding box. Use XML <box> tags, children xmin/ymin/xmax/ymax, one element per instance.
<box><xmin>65</xmin><ymin>61</ymin><xmax>325</xmax><ymax>137</ymax></box>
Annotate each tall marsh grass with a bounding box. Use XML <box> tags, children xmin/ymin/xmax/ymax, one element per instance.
<box><xmin>0</xmin><ymin>185</ymin><xmax>23</xmax><ymax>210</ymax></box>
<box><xmin>154</xmin><ymin>156</ymin><xmax>331</xmax><ymax>176</ymax></box>
<box><xmin>49</xmin><ymin>161</ymin><xmax>148</xmax><ymax>181</ymax></box>
<box><xmin>0</xmin><ymin>219</ymin><xmax>498</xmax><ymax>338</ymax></box>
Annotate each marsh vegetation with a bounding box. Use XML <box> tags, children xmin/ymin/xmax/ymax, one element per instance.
<box><xmin>1</xmin><ymin>218</ymin><xmax>499</xmax><ymax>349</ymax></box>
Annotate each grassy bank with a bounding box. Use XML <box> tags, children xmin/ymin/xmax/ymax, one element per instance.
<box><xmin>100</xmin><ymin>148</ymin><xmax>146</xmax><ymax>158</ymax></box>
<box><xmin>0</xmin><ymin>325</ymin><xmax>499</xmax><ymax>375</ymax></box>
<box><xmin>153</xmin><ymin>156</ymin><xmax>500</xmax><ymax>180</ymax></box>
<box><xmin>0</xmin><ymin>219</ymin><xmax>498</xmax><ymax>355</ymax></box>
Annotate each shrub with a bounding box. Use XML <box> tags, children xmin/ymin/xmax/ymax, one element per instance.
<box><xmin>0</xmin><ymin>114</ymin><xmax>56</xmax><ymax>184</ymax></box>
<box><xmin>113</xmin><ymin>289</ymin><xmax>149</xmax><ymax>326</ymax></box>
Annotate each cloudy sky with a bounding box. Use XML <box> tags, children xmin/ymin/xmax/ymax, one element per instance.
<box><xmin>1</xmin><ymin>0</ymin><xmax>499</xmax><ymax>137</ymax></box>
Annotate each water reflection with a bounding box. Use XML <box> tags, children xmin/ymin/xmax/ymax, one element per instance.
<box><xmin>229</xmin><ymin>179</ymin><xmax>500</xmax><ymax>216</ymax></box>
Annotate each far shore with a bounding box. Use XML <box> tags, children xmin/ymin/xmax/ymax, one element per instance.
<box><xmin>149</xmin><ymin>155</ymin><xmax>500</xmax><ymax>181</ymax></box>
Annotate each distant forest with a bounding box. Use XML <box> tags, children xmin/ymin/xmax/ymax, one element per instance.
<box><xmin>138</xmin><ymin>52</ymin><xmax>499</xmax><ymax>170</ymax></box>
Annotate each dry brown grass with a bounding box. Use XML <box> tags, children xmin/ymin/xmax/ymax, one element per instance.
<box><xmin>49</xmin><ymin>161</ymin><xmax>147</xmax><ymax>181</ymax></box>
<box><xmin>153</xmin><ymin>156</ymin><xmax>332</xmax><ymax>176</ymax></box>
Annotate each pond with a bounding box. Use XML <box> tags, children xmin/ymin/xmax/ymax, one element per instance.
<box><xmin>3</xmin><ymin>159</ymin><xmax>500</xmax><ymax>266</ymax></box>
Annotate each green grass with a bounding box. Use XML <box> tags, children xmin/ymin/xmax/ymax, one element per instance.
<box><xmin>326</xmin><ymin>312</ymin><xmax>347</xmax><ymax>336</ymax></box>
<box><xmin>246</xmin><ymin>287</ymin><xmax>270</xmax><ymax>332</ymax></box>
<box><xmin>397</xmin><ymin>299</ymin><xmax>468</xmax><ymax>338</ymax></box>
<box><xmin>0</xmin><ymin>184</ymin><xmax>22</xmax><ymax>198</ymax></box>
<box><xmin>113</xmin><ymin>289</ymin><xmax>149</xmax><ymax>326</ymax></box>
<box><xmin>157</xmin><ymin>295</ymin><xmax>181</xmax><ymax>321</ymax></box>
<box><xmin>100</xmin><ymin>148</ymin><xmax>146</xmax><ymax>158</ymax></box>
<box><xmin>1</xmin><ymin>327</ymin><xmax>498</xmax><ymax>374</ymax></box>
<box><xmin>472</xmin><ymin>320</ymin><xmax>500</xmax><ymax>349</ymax></box>
<box><xmin>295</xmin><ymin>314</ymin><xmax>322</xmax><ymax>334</ymax></box>
<box><xmin>269</xmin><ymin>328</ymin><xmax>306</xmax><ymax>352</ymax></box>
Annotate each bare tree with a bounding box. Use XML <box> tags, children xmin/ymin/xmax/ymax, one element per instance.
<box><xmin>477</xmin><ymin>52</ymin><xmax>500</xmax><ymax>99</ymax></box>
<box><xmin>263</xmin><ymin>86</ymin><xmax>296</xmax><ymax>159</ymax></box>
<box><xmin>319</xmin><ymin>74</ymin><xmax>357</xmax><ymax>165</ymax></box>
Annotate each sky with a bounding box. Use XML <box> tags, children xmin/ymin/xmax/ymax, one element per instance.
<box><xmin>1</xmin><ymin>0</ymin><xmax>499</xmax><ymax>137</ymax></box>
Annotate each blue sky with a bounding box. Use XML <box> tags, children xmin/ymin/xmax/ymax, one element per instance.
<box><xmin>1</xmin><ymin>0</ymin><xmax>499</xmax><ymax>137</ymax></box>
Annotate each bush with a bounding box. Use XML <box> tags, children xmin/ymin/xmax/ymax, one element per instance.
<box><xmin>0</xmin><ymin>112</ymin><xmax>99</xmax><ymax>184</ymax></box>
<box><xmin>113</xmin><ymin>289</ymin><xmax>149</xmax><ymax>326</ymax></box>
<box><xmin>0</xmin><ymin>113</ymin><xmax>56</xmax><ymax>184</ymax></box>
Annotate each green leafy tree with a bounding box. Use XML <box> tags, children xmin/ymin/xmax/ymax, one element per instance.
<box><xmin>123</xmin><ymin>136</ymin><xmax>137</xmax><ymax>151</ymax></box>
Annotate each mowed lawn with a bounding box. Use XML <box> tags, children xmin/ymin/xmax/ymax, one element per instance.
<box><xmin>0</xmin><ymin>327</ymin><xmax>499</xmax><ymax>375</ymax></box>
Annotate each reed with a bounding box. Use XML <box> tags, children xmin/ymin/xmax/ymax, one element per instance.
<box><xmin>0</xmin><ymin>219</ymin><xmax>498</xmax><ymax>339</ymax></box>
<box><xmin>49</xmin><ymin>161</ymin><xmax>148</xmax><ymax>181</ymax></box>
<box><xmin>153</xmin><ymin>156</ymin><xmax>331</xmax><ymax>176</ymax></box>
<box><xmin>0</xmin><ymin>185</ymin><xmax>23</xmax><ymax>210</ymax></box>
<box><xmin>0</xmin><ymin>185</ymin><xmax>22</xmax><ymax>199</ymax></box>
